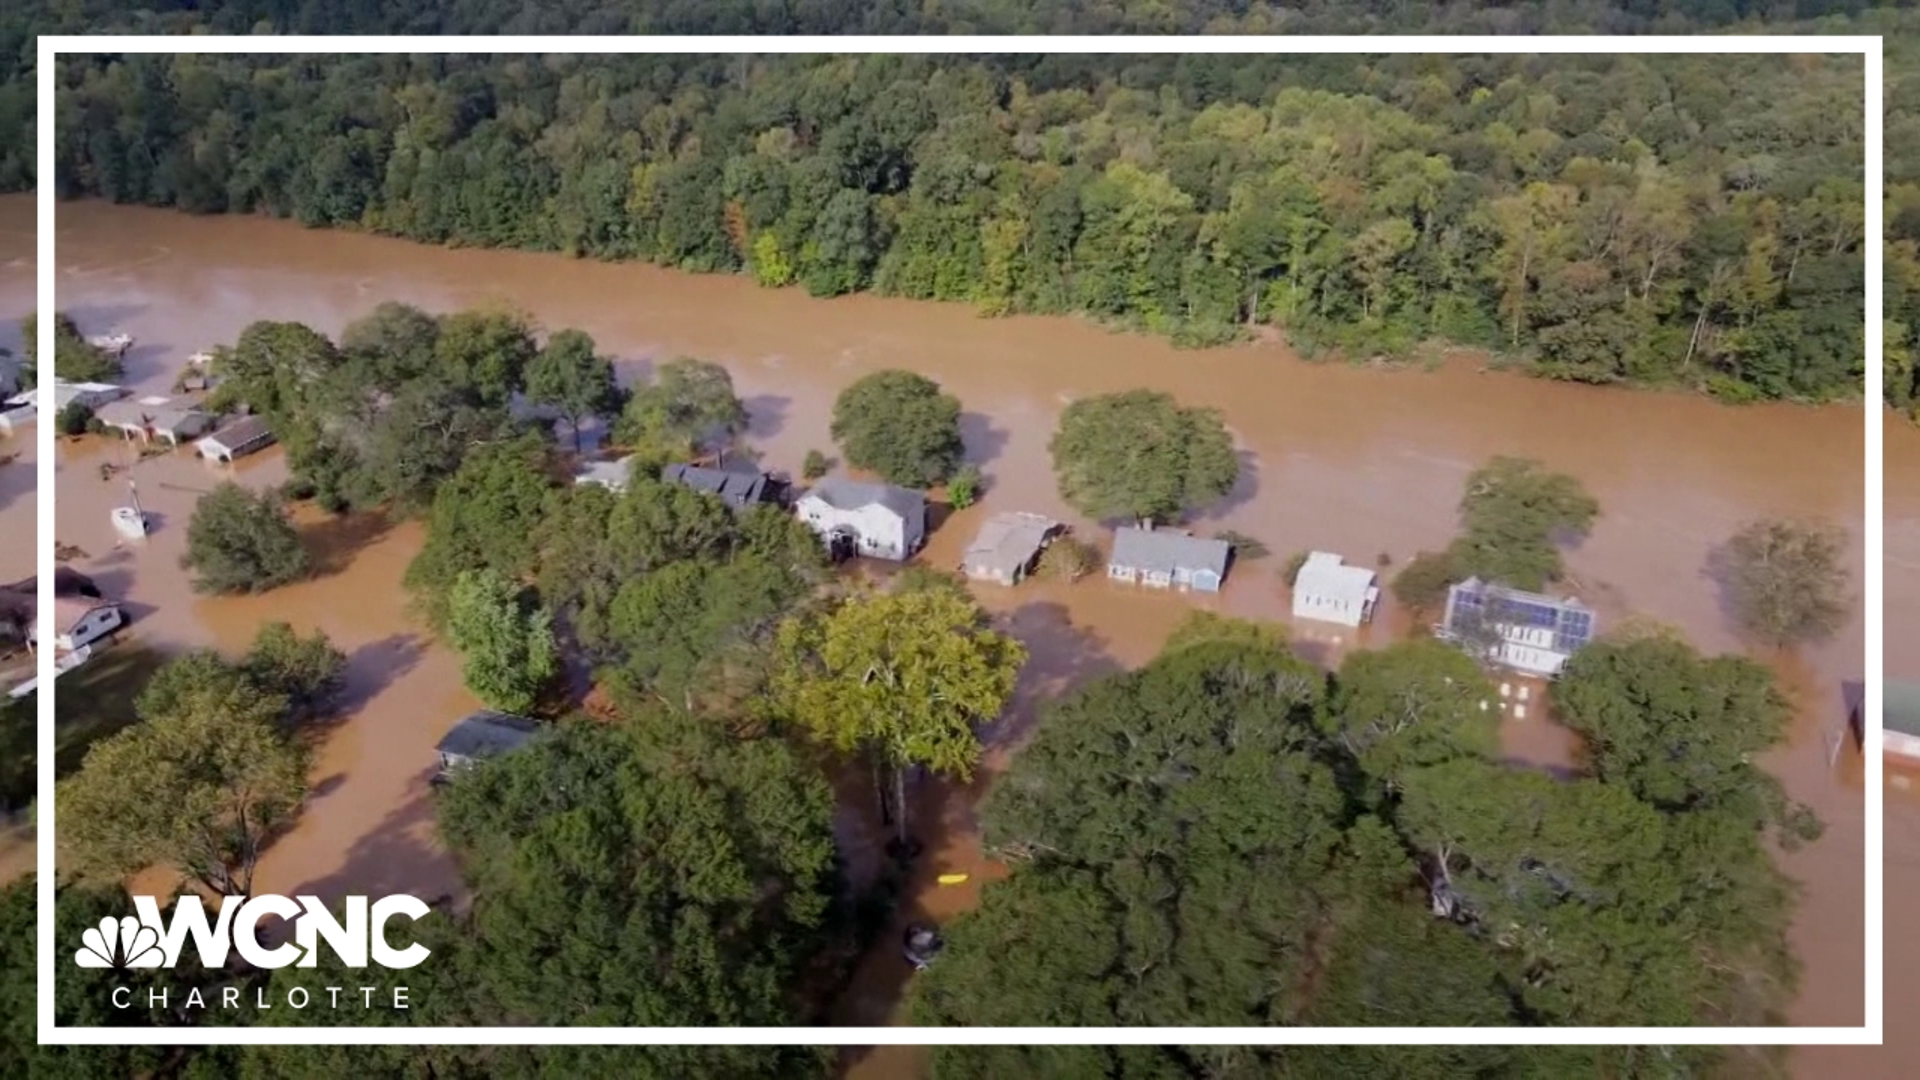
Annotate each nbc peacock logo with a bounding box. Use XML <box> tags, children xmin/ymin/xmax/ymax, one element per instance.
<box><xmin>75</xmin><ymin>916</ymin><xmax>166</xmax><ymax>970</ymax></box>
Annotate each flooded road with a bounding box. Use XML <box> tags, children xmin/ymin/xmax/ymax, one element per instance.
<box><xmin>37</xmin><ymin>197</ymin><xmax>1888</xmax><ymax>1064</ymax></box>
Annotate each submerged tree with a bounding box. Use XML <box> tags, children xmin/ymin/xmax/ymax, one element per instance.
<box><xmin>1449</xmin><ymin>457</ymin><xmax>1599</xmax><ymax>591</ymax></box>
<box><xmin>614</xmin><ymin>357</ymin><xmax>749</xmax><ymax>463</ymax></box>
<box><xmin>181</xmin><ymin>482</ymin><xmax>311</xmax><ymax>594</ymax></box>
<box><xmin>1716</xmin><ymin>518</ymin><xmax>1851</xmax><ymax>648</ymax></box>
<box><xmin>829</xmin><ymin>369</ymin><xmax>965</xmax><ymax>488</ymax></box>
<box><xmin>525</xmin><ymin>328</ymin><xmax>624</xmax><ymax>451</ymax></box>
<box><xmin>772</xmin><ymin>587</ymin><xmax>1024</xmax><ymax>844</ymax></box>
<box><xmin>1048</xmin><ymin>389</ymin><xmax>1238</xmax><ymax>526</ymax></box>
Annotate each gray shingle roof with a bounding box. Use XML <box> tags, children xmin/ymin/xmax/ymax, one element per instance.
<box><xmin>435</xmin><ymin>711</ymin><xmax>542</xmax><ymax>761</ymax></box>
<box><xmin>200</xmin><ymin>415</ymin><xmax>275</xmax><ymax>453</ymax></box>
<box><xmin>1109</xmin><ymin>527</ymin><xmax>1230</xmax><ymax>578</ymax></box>
<box><xmin>804</xmin><ymin>476</ymin><xmax>925</xmax><ymax>523</ymax></box>
<box><xmin>661</xmin><ymin>462</ymin><xmax>775</xmax><ymax>508</ymax></box>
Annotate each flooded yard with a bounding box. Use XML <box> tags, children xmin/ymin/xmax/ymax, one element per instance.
<box><xmin>33</xmin><ymin>195</ymin><xmax>1891</xmax><ymax>1070</ymax></box>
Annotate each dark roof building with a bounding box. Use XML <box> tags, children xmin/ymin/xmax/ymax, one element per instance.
<box><xmin>660</xmin><ymin>461</ymin><xmax>787</xmax><ymax>510</ymax></box>
<box><xmin>435</xmin><ymin>710</ymin><xmax>542</xmax><ymax>770</ymax></box>
<box><xmin>196</xmin><ymin>415</ymin><xmax>276</xmax><ymax>463</ymax></box>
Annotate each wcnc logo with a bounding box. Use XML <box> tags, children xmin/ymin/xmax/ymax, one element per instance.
<box><xmin>76</xmin><ymin>895</ymin><xmax>431</xmax><ymax>1011</ymax></box>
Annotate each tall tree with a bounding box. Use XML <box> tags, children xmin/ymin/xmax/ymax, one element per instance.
<box><xmin>180</xmin><ymin>482</ymin><xmax>311</xmax><ymax>595</ymax></box>
<box><xmin>1716</xmin><ymin>518</ymin><xmax>1851</xmax><ymax>648</ymax></box>
<box><xmin>58</xmin><ymin>659</ymin><xmax>307</xmax><ymax>897</ymax></box>
<box><xmin>828</xmin><ymin>368</ymin><xmax>965</xmax><ymax>488</ymax></box>
<box><xmin>613</xmin><ymin>357</ymin><xmax>749</xmax><ymax>463</ymax></box>
<box><xmin>525</xmin><ymin>328</ymin><xmax>623</xmax><ymax>451</ymax></box>
<box><xmin>1049</xmin><ymin>389</ymin><xmax>1238</xmax><ymax>526</ymax></box>
<box><xmin>1449</xmin><ymin>457</ymin><xmax>1599</xmax><ymax>591</ymax></box>
<box><xmin>772</xmin><ymin>587</ymin><xmax>1024</xmax><ymax>844</ymax></box>
<box><xmin>444</xmin><ymin>568</ymin><xmax>559</xmax><ymax>715</ymax></box>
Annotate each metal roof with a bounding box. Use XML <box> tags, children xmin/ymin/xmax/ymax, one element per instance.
<box><xmin>435</xmin><ymin>711</ymin><xmax>542</xmax><ymax>761</ymax></box>
<box><xmin>574</xmin><ymin>455</ymin><xmax>636</xmax><ymax>489</ymax></box>
<box><xmin>802</xmin><ymin>476</ymin><xmax>925</xmax><ymax>523</ymax></box>
<box><xmin>1293</xmin><ymin>551</ymin><xmax>1376</xmax><ymax>606</ymax></box>
<box><xmin>1443</xmin><ymin>577</ymin><xmax>1595</xmax><ymax>653</ymax></box>
<box><xmin>962</xmin><ymin>512</ymin><xmax>1060</xmax><ymax>576</ymax></box>
<box><xmin>1109</xmin><ymin>526</ymin><xmax>1230</xmax><ymax>578</ymax></box>
<box><xmin>198</xmin><ymin>415</ymin><xmax>275</xmax><ymax>453</ymax></box>
<box><xmin>95</xmin><ymin>398</ymin><xmax>211</xmax><ymax>434</ymax></box>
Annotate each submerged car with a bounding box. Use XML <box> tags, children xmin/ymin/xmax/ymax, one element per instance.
<box><xmin>903</xmin><ymin>924</ymin><xmax>944</xmax><ymax>971</ymax></box>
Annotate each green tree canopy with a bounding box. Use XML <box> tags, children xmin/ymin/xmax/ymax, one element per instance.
<box><xmin>1049</xmin><ymin>389</ymin><xmax>1238</xmax><ymax>526</ymax></box>
<box><xmin>1449</xmin><ymin>457</ymin><xmax>1599</xmax><ymax>591</ymax></box>
<box><xmin>58</xmin><ymin>657</ymin><xmax>307</xmax><ymax>897</ymax></box>
<box><xmin>444</xmin><ymin>568</ymin><xmax>559</xmax><ymax>715</ymax></box>
<box><xmin>829</xmin><ymin>369</ymin><xmax>965</xmax><ymax>488</ymax></box>
<box><xmin>525</xmin><ymin>328</ymin><xmax>624</xmax><ymax>451</ymax></box>
<box><xmin>180</xmin><ymin>481</ymin><xmax>311</xmax><ymax>595</ymax></box>
<box><xmin>1716</xmin><ymin>518</ymin><xmax>1852</xmax><ymax>648</ymax></box>
<box><xmin>613</xmin><ymin>357</ymin><xmax>749</xmax><ymax>462</ymax></box>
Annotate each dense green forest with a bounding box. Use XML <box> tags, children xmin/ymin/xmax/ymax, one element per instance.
<box><xmin>3</xmin><ymin>0</ymin><xmax>1893</xmax><ymax>403</ymax></box>
<box><xmin>39</xmin><ymin>47</ymin><xmax>1866</xmax><ymax>400</ymax></box>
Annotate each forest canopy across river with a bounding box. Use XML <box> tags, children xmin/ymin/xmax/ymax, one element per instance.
<box><xmin>37</xmin><ymin>47</ymin><xmax>1868</xmax><ymax>405</ymax></box>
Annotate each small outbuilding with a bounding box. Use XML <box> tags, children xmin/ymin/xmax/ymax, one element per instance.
<box><xmin>961</xmin><ymin>512</ymin><xmax>1063</xmax><ymax>586</ymax></box>
<box><xmin>195</xmin><ymin>415</ymin><xmax>276</xmax><ymax>463</ymax></box>
<box><xmin>661</xmin><ymin>461</ymin><xmax>787</xmax><ymax>511</ymax></box>
<box><xmin>1290</xmin><ymin>551</ymin><xmax>1380</xmax><ymax>628</ymax></box>
<box><xmin>795</xmin><ymin>477</ymin><xmax>928</xmax><ymax>562</ymax></box>
<box><xmin>435</xmin><ymin>710</ymin><xmax>542</xmax><ymax>774</ymax></box>
<box><xmin>1107</xmin><ymin>526</ymin><xmax>1231</xmax><ymax>593</ymax></box>
<box><xmin>574</xmin><ymin>454</ymin><xmax>638</xmax><ymax>493</ymax></box>
<box><xmin>96</xmin><ymin>398</ymin><xmax>214</xmax><ymax>445</ymax></box>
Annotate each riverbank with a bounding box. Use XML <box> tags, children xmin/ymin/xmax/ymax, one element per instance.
<box><xmin>34</xmin><ymin>196</ymin><xmax>1884</xmax><ymax>1067</ymax></box>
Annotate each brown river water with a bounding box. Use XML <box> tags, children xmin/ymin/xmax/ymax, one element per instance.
<box><xmin>15</xmin><ymin>196</ymin><xmax>1906</xmax><ymax>1072</ymax></box>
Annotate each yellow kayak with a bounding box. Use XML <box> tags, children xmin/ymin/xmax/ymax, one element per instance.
<box><xmin>936</xmin><ymin>873</ymin><xmax>969</xmax><ymax>886</ymax></box>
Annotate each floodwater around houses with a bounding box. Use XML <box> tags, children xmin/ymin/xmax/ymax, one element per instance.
<box><xmin>28</xmin><ymin>196</ymin><xmax>1902</xmax><ymax>1071</ymax></box>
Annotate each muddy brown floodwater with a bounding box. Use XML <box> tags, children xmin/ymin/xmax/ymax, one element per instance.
<box><xmin>33</xmin><ymin>196</ymin><xmax>1899</xmax><ymax>1073</ymax></box>
<box><xmin>0</xmin><ymin>199</ymin><xmax>35</xmax><ymax>887</ymax></box>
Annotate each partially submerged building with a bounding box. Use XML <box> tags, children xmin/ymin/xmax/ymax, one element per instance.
<box><xmin>795</xmin><ymin>477</ymin><xmax>927</xmax><ymax>562</ymax></box>
<box><xmin>1107</xmin><ymin>526</ymin><xmax>1231</xmax><ymax>593</ymax></box>
<box><xmin>1</xmin><ymin>380</ymin><xmax>128</xmax><ymax>435</ymax></box>
<box><xmin>96</xmin><ymin>397</ymin><xmax>214</xmax><ymax>445</ymax></box>
<box><xmin>1438</xmin><ymin>577</ymin><xmax>1595</xmax><ymax>678</ymax></box>
<box><xmin>435</xmin><ymin>711</ymin><xmax>542</xmax><ymax>774</ymax></box>
<box><xmin>1885</xmin><ymin>680</ymin><xmax>1920</xmax><ymax>769</ymax></box>
<box><xmin>195</xmin><ymin>415</ymin><xmax>276</xmax><ymax>463</ymax></box>
<box><xmin>0</xmin><ymin>569</ymin><xmax>119</xmax><ymax>655</ymax></box>
<box><xmin>574</xmin><ymin>454</ymin><xmax>637</xmax><ymax>493</ymax></box>
<box><xmin>1290</xmin><ymin>551</ymin><xmax>1380</xmax><ymax>628</ymax></box>
<box><xmin>960</xmin><ymin>512</ymin><xmax>1063</xmax><ymax>586</ymax></box>
<box><xmin>661</xmin><ymin>461</ymin><xmax>788</xmax><ymax>511</ymax></box>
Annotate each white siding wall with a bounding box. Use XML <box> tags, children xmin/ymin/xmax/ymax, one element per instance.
<box><xmin>797</xmin><ymin>498</ymin><xmax>910</xmax><ymax>560</ymax></box>
<box><xmin>1294</xmin><ymin>591</ymin><xmax>1363</xmax><ymax>627</ymax></box>
<box><xmin>1888</xmin><ymin>730</ymin><xmax>1920</xmax><ymax>764</ymax></box>
<box><xmin>58</xmin><ymin>607</ymin><xmax>123</xmax><ymax>651</ymax></box>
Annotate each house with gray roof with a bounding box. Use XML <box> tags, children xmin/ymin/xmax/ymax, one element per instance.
<box><xmin>434</xmin><ymin>710</ymin><xmax>543</xmax><ymax>774</ymax></box>
<box><xmin>1107</xmin><ymin>526</ymin><xmax>1231</xmax><ymax>593</ymax></box>
<box><xmin>96</xmin><ymin>397</ymin><xmax>214</xmax><ymax>445</ymax></box>
<box><xmin>961</xmin><ymin>512</ymin><xmax>1063</xmax><ymax>586</ymax></box>
<box><xmin>196</xmin><ymin>415</ymin><xmax>276</xmax><ymax>463</ymax></box>
<box><xmin>661</xmin><ymin>460</ymin><xmax>788</xmax><ymax>511</ymax></box>
<box><xmin>795</xmin><ymin>476</ymin><xmax>927</xmax><ymax>562</ymax></box>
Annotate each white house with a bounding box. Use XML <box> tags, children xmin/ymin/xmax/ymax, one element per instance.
<box><xmin>1291</xmin><ymin>551</ymin><xmax>1380</xmax><ymax>628</ymax></box>
<box><xmin>1</xmin><ymin>380</ymin><xmax>128</xmax><ymax>435</ymax></box>
<box><xmin>795</xmin><ymin>476</ymin><xmax>927</xmax><ymax>562</ymax></box>
<box><xmin>35</xmin><ymin>595</ymin><xmax>125</xmax><ymax>653</ymax></box>
<box><xmin>1438</xmin><ymin>577</ymin><xmax>1596</xmax><ymax>678</ymax></box>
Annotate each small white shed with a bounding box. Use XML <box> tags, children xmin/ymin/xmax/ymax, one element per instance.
<box><xmin>1290</xmin><ymin>551</ymin><xmax>1379</xmax><ymax>628</ymax></box>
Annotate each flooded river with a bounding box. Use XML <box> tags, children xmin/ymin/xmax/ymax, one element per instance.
<box><xmin>32</xmin><ymin>196</ymin><xmax>1900</xmax><ymax>1070</ymax></box>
